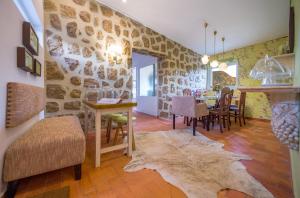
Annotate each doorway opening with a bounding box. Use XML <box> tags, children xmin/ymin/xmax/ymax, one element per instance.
<box><xmin>132</xmin><ymin>52</ymin><xmax>158</xmax><ymax>116</ymax></box>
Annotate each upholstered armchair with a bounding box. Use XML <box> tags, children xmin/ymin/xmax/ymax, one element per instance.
<box><xmin>171</xmin><ymin>96</ymin><xmax>209</xmax><ymax>136</ymax></box>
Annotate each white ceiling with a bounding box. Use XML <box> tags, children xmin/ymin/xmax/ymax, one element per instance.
<box><xmin>98</xmin><ymin>0</ymin><xmax>289</xmax><ymax>55</ymax></box>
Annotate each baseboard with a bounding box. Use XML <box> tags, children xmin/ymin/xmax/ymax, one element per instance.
<box><xmin>160</xmin><ymin>116</ymin><xmax>270</xmax><ymax>123</ymax></box>
<box><xmin>133</xmin><ymin>110</ymin><xmax>159</xmax><ymax>118</ymax></box>
<box><xmin>245</xmin><ymin>117</ymin><xmax>270</xmax><ymax>122</ymax></box>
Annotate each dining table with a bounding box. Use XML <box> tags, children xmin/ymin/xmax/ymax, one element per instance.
<box><xmin>196</xmin><ymin>94</ymin><xmax>239</xmax><ymax>102</ymax></box>
<box><xmin>195</xmin><ymin>95</ymin><xmax>218</xmax><ymax>103</ymax></box>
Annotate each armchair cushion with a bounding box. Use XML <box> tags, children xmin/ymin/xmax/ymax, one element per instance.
<box><xmin>172</xmin><ymin>96</ymin><xmax>209</xmax><ymax>118</ymax></box>
<box><xmin>3</xmin><ymin>116</ymin><xmax>86</xmax><ymax>182</ymax></box>
<box><xmin>172</xmin><ymin>96</ymin><xmax>196</xmax><ymax>117</ymax></box>
<box><xmin>196</xmin><ymin>103</ymin><xmax>209</xmax><ymax>117</ymax></box>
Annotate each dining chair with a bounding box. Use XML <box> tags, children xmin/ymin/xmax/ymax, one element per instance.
<box><xmin>183</xmin><ymin>88</ymin><xmax>192</xmax><ymax>96</ymax></box>
<box><xmin>209</xmin><ymin>87</ymin><xmax>233</xmax><ymax>133</ymax></box>
<box><xmin>172</xmin><ymin>96</ymin><xmax>209</xmax><ymax>136</ymax></box>
<box><xmin>182</xmin><ymin>88</ymin><xmax>192</xmax><ymax>125</ymax></box>
<box><xmin>229</xmin><ymin>92</ymin><xmax>246</xmax><ymax>126</ymax></box>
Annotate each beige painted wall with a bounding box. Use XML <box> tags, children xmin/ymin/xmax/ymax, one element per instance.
<box><xmin>0</xmin><ymin>0</ymin><xmax>44</xmax><ymax>196</ymax></box>
<box><xmin>291</xmin><ymin>0</ymin><xmax>300</xmax><ymax>197</ymax></box>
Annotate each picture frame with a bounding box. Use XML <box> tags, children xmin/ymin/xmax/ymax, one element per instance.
<box><xmin>17</xmin><ymin>47</ymin><xmax>34</xmax><ymax>72</ymax></box>
<box><xmin>22</xmin><ymin>22</ymin><xmax>39</xmax><ymax>55</ymax></box>
<box><xmin>32</xmin><ymin>59</ymin><xmax>42</xmax><ymax>76</ymax></box>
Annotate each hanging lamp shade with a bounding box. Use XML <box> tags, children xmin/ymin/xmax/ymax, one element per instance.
<box><xmin>210</xmin><ymin>60</ymin><xmax>219</xmax><ymax>68</ymax></box>
<box><xmin>210</xmin><ymin>30</ymin><xmax>219</xmax><ymax>68</ymax></box>
<box><xmin>202</xmin><ymin>23</ymin><xmax>209</xmax><ymax>65</ymax></box>
<box><xmin>201</xmin><ymin>55</ymin><xmax>209</xmax><ymax>65</ymax></box>
<box><xmin>219</xmin><ymin>62</ymin><xmax>228</xmax><ymax>71</ymax></box>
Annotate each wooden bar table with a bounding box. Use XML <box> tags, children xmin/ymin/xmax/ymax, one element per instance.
<box><xmin>83</xmin><ymin>100</ymin><xmax>137</xmax><ymax>167</ymax></box>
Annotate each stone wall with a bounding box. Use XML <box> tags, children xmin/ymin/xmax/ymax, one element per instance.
<box><xmin>44</xmin><ymin>0</ymin><xmax>206</xmax><ymax>124</ymax></box>
<box><xmin>212</xmin><ymin>36</ymin><xmax>289</xmax><ymax>119</ymax></box>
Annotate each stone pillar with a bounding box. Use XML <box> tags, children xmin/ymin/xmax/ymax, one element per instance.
<box><xmin>268</xmin><ymin>93</ymin><xmax>300</xmax><ymax>151</ymax></box>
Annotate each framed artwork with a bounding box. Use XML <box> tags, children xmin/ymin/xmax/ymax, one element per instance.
<box><xmin>32</xmin><ymin>59</ymin><xmax>42</xmax><ymax>76</ymax></box>
<box><xmin>17</xmin><ymin>47</ymin><xmax>34</xmax><ymax>72</ymax></box>
<box><xmin>22</xmin><ymin>22</ymin><xmax>39</xmax><ymax>55</ymax></box>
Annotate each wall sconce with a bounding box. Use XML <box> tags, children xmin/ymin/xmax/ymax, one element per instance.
<box><xmin>107</xmin><ymin>44</ymin><xmax>122</xmax><ymax>63</ymax></box>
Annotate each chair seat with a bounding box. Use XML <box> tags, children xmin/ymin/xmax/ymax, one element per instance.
<box><xmin>111</xmin><ymin>114</ymin><xmax>128</xmax><ymax>125</ymax></box>
<box><xmin>209</xmin><ymin>109</ymin><xmax>229</xmax><ymax>116</ymax></box>
<box><xmin>195</xmin><ymin>103</ymin><xmax>209</xmax><ymax>117</ymax></box>
<box><xmin>207</xmin><ymin>105</ymin><xmax>215</xmax><ymax>109</ymax></box>
<box><xmin>229</xmin><ymin>105</ymin><xmax>238</xmax><ymax>111</ymax></box>
<box><xmin>3</xmin><ymin>116</ymin><xmax>85</xmax><ymax>182</ymax></box>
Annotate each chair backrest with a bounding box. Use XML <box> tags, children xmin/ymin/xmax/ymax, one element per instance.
<box><xmin>220</xmin><ymin>87</ymin><xmax>231</xmax><ymax>98</ymax></box>
<box><xmin>183</xmin><ymin>88</ymin><xmax>192</xmax><ymax>96</ymax></box>
<box><xmin>219</xmin><ymin>88</ymin><xmax>233</xmax><ymax>112</ymax></box>
<box><xmin>215</xmin><ymin>87</ymin><xmax>231</xmax><ymax>108</ymax></box>
<box><xmin>239</xmin><ymin>92</ymin><xmax>246</xmax><ymax>113</ymax></box>
<box><xmin>171</xmin><ymin>96</ymin><xmax>196</xmax><ymax>117</ymax></box>
<box><xmin>6</xmin><ymin>82</ymin><xmax>45</xmax><ymax>128</ymax></box>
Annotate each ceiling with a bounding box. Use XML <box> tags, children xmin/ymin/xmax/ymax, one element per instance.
<box><xmin>98</xmin><ymin>0</ymin><xmax>289</xmax><ymax>55</ymax></box>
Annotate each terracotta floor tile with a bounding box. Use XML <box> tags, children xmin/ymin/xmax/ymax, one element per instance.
<box><xmin>14</xmin><ymin>113</ymin><xmax>293</xmax><ymax>198</ymax></box>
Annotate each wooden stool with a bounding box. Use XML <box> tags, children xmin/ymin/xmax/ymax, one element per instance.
<box><xmin>108</xmin><ymin>114</ymin><xmax>136</xmax><ymax>150</ymax></box>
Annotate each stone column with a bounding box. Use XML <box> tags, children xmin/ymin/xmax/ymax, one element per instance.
<box><xmin>267</xmin><ymin>93</ymin><xmax>300</xmax><ymax>151</ymax></box>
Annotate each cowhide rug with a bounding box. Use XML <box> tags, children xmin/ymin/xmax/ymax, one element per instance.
<box><xmin>124</xmin><ymin>129</ymin><xmax>274</xmax><ymax>198</ymax></box>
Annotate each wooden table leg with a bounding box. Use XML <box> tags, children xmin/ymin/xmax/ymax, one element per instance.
<box><xmin>127</xmin><ymin>109</ymin><xmax>133</xmax><ymax>156</ymax></box>
<box><xmin>84</xmin><ymin>106</ymin><xmax>89</xmax><ymax>134</ymax></box>
<box><xmin>95</xmin><ymin>111</ymin><xmax>101</xmax><ymax>167</ymax></box>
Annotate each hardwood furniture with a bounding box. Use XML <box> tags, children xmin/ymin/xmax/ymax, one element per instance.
<box><xmin>107</xmin><ymin>113</ymin><xmax>128</xmax><ymax>145</ymax></box>
<box><xmin>172</xmin><ymin>96</ymin><xmax>209</xmax><ymax>135</ymax></box>
<box><xmin>105</xmin><ymin>114</ymin><xmax>136</xmax><ymax>150</ymax></box>
<box><xmin>238</xmin><ymin>86</ymin><xmax>300</xmax><ymax>151</ymax></box>
<box><xmin>182</xmin><ymin>88</ymin><xmax>192</xmax><ymax>96</ymax></box>
<box><xmin>83</xmin><ymin>100</ymin><xmax>137</xmax><ymax>167</ymax></box>
<box><xmin>229</xmin><ymin>92</ymin><xmax>246</xmax><ymax>126</ymax></box>
<box><xmin>209</xmin><ymin>87</ymin><xmax>233</xmax><ymax>133</ymax></box>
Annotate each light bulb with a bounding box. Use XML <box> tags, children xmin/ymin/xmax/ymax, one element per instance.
<box><xmin>201</xmin><ymin>55</ymin><xmax>209</xmax><ymax>65</ymax></box>
<box><xmin>107</xmin><ymin>45</ymin><xmax>122</xmax><ymax>56</ymax></box>
<box><xmin>210</xmin><ymin>60</ymin><xmax>219</xmax><ymax>68</ymax></box>
<box><xmin>219</xmin><ymin>62</ymin><xmax>228</xmax><ymax>71</ymax></box>
<box><xmin>122</xmin><ymin>0</ymin><xmax>127</xmax><ymax>2</ymax></box>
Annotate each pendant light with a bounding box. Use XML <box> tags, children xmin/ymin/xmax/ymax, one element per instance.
<box><xmin>210</xmin><ymin>31</ymin><xmax>219</xmax><ymax>68</ymax></box>
<box><xmin>201</xmin><ymin>23</ymin><xmax>209</xmax><ymax>65</ymax></box>
<box><xmin>219</xmin><ymin>37</ymin><xmax>228</xmax><ymax>71</ymax></box>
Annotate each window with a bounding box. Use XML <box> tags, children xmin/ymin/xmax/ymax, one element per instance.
<box><xmin>211</xmin><ymin>62</ymin><xmax>238</xmax><ymax>88</ymax></box>
<box><xmin>139</xmin><ymin>64</ymin><xmax>155</xmax><ymax>96</ymax></box>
